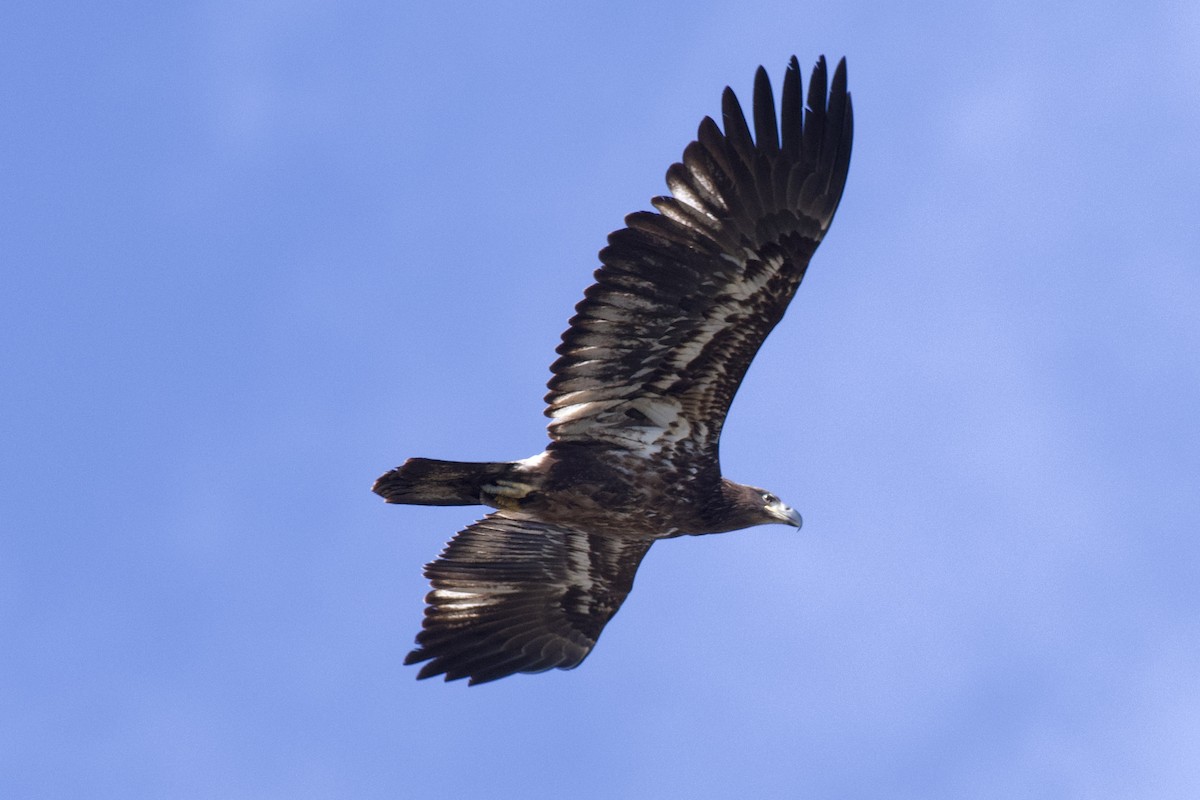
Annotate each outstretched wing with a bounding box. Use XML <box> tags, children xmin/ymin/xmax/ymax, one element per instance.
<box><xmin>406</xmin><ymin>513</ymin><xmax>654</xmax><ymax>685</ymax></box>
<box><xmin>545</xmin><ymin>56</ymin><xmax>853</xmax><ymax>464</ymax></box>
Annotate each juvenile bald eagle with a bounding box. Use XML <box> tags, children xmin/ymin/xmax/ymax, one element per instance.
<box><xmin>375</xmin><ymin>55</ymin><xmax>853</xmax><ymax>684</ymax></box>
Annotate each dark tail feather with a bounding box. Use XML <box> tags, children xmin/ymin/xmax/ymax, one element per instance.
<box><xmin>373</xmin><ymin>458</ymin><xmax>514</xmax><ymax>506</ymax></box>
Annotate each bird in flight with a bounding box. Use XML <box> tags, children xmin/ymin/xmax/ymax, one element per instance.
<box><xmin>375</xmin><ymin>55</ymin><xmax>853</xmax><ymax>684</ymax></box>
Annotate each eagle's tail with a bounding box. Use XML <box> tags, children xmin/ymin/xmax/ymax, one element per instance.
<box><xmin>372</xmin><ymin>458</ymin><xmax>515</xmax><ymax>506</ymax></box>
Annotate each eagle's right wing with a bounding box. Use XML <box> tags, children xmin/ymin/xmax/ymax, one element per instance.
<box><xmin>545</xmin><ymin>56</ymin><xmax>852</xmax><ymax>464</ymax></box>
<box><xmin>406</xmin><ymin>513</ymin><xmax>654</xmax><ymax>685</ymax></box>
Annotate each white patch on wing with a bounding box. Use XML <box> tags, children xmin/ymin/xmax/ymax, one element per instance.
<box><xmin>429</xmin><ymin>589</ymin><xmax>494</xmax><ymax>609</ymax></box>
<box><xmin>550</xmin><ymin>386</ymin><xmax>698</xmax><ymax>455</ymax></box>
<box><xmin>630</xmin><ymin>397</ymin><xmax>682</xmax><ymax>429</ymax></box>
<box><xmin>554</xmin><ymin>387</ymin><xmax>632</xmax><ymax>407</ymax></box>
<box><xmin>516</xmin><ymin>451</ymin><xmax>549</xmax><ymax>469</ymax></box>
<box><xmin>551</xmin><ymin>398</ymin><xmax>622</xmax><ymax>423</ymax></box>
<box><xmin>630</xmin><ymin>366</ymin><xmax>654</xmax><ymax>380</ymax></box>
<box><xmin>564</xmin><ymin>536</ymin><xmax>594</xmax><ymax>611</ymax></box>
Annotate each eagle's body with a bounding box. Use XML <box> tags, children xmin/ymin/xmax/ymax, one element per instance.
<box><xmin>374</xmin><ymin>56</ymin><xmax>853</xmax><ymax>684</ymax></box>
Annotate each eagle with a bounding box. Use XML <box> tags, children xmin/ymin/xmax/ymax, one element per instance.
<box><xmin>374</xmin><ymin>55</ymin><xmax>853</xmax><ymax>684</ymax></box>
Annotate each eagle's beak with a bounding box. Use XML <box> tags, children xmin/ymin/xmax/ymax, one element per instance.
<box><xmin>767</xmin><ymin>499</ymin><xmax>803</xmax><ymax>528</ymax></box>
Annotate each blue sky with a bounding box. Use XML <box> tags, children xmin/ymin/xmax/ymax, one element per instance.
<box><xmin>3</xmin><ymin>1</ymin><xmax>1199</xmax><ymax>797</ymax></box>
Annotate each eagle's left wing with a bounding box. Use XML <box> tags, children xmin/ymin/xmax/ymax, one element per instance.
<box><xmin>545</xmin><ymin>56</ymin><xmax>852</xmax><ymax>464</ymax></box>
<box><xmin>405</xmin><ymin>513</ymin><xmax>654</xmax><ymax>685</ymax></box>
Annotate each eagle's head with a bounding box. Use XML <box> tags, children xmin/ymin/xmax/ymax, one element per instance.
<box><xmin>719</xmin><ymin>480</ymin><xmax>803</xmax><ymax>531</ymax></box>
<box><xmin>756</xmin><ymin>488</ymin><xmax>804</xmax><ymax>528</ymax></box>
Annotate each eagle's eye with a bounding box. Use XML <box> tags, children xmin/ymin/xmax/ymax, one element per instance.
<box><xmin>761</xmin><ymin>492</ymin><xmax>777</xmax><ymax>505</ymax></box>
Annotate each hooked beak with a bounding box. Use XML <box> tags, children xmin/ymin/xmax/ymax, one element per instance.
<box><xmin>767</xmin><ymin>499</ymin><xmax>803</xmax><ymax>529</ymax></box>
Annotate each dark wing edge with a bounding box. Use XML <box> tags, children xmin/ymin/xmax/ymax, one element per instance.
<box><xmin>405</xmin><ymin>513</ymin><xmax>655</xmax><ymax>685</ymax></box>
<box><xmin>545</xmin><ymin>56</ymin><xmax>853</xmax><ymax>458</ymax></box>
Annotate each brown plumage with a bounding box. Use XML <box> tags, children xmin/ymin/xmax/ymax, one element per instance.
<box><xmin>374</xmin><ymin>55</ymin><xmax>853</xmax><ymax>684</ymax></box>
